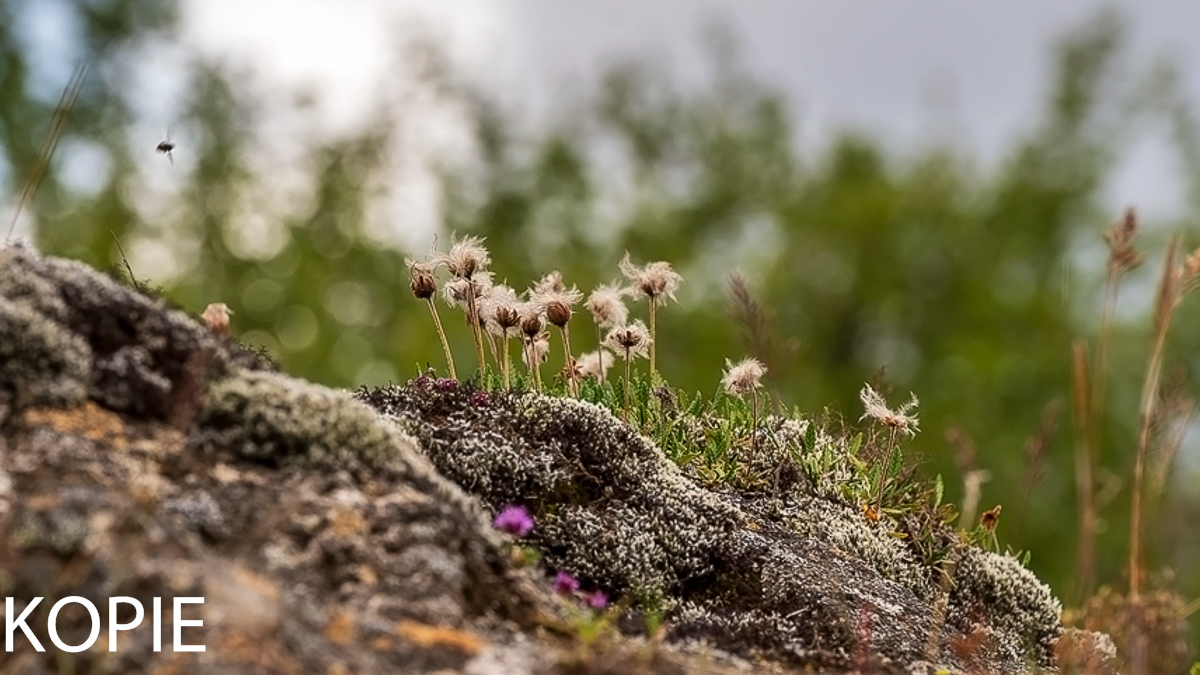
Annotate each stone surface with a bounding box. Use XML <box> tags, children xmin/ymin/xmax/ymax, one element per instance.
<box><xmin>0</xmin><ymin>242</ymin><xmax>1111</xmax><ymax>673</ymax></box>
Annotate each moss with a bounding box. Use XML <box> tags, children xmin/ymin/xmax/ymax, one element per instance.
<box><xmin>949</xmin><ymin>547</ymin><xmax>1063</xmax><ymax>663</ymax></box>
<box><xmin>358</xmin><ymin>379</ymin><xmax>1067</xmax><ymax>672</ymax></box>
<box><xmin>202</xmin><ymin>369</ymin><xmax>421</xmax><ymax>472</ymax></box>
<box><xmin>0</xmin><ymin>296</ymin><xmax>92</xmax><ymax>412</ymax></box>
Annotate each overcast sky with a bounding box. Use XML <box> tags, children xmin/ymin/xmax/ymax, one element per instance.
<box><xmin>178</xmin><ymin>1</ymin><xmax>1200</xmax><ymax>220</ymax></box>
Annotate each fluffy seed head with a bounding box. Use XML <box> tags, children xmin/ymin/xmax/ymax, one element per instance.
<box><xmin>619</xmin><ymin>252</ymin><xmax>683</xmax><ymax>306</ymax></box>
<box><xmin>439</xmin><ymin>234</ymin><xmax>491</xmax><ymax>279</ymax></box>
<box><xmin>533</xmin><ymin>270</ymin><xmax>567</xmax><ymax>295</ymax></box>
<box><xmin>604</xmin><ymin>321</ymin><xmax>652</xmax><ymax>360</ymax></box>
<box><xmin>201</xmin><ymin>303</ymin><xmax>233</xmax><ymax>336</ymax></box>
<box><xmin>721</xmin><ymin>357</ymin><xmax>767</xmax><ymax>397</ymax></box>
<box><xmin>405</xmin><ymin>258</ymin><xmax>438</xmax><ymax>299</ymax></box>
<box><xmin>584</xmin><ymin>283</ymin><xmax>629</xmax><ymax>329</ymax></box>
<box><xmin>531</xmin><ymin>273</ymin><xmax>584</xmax><ymax>328</ymax></box>
<box><xmin>859</xmin><ymin>384</ymin><xmax>920</xmax><ymax>436</ymax></box>
<box><xmin>577</xmin><ymin>349</ymin><xmax>614</xmax><ymax>380</ymax></box>
<box><xmin>480</xmin><ymin>284</ymin><xmax>521</xmax><ymax>337</ymax></box>
<box><xmin>519</xmin><ymin>303</ymin><xmax>546</xmax><ymax>338</ymax></box>
<box><xmin>523</xmin><ymin>332</ymin><xmax>550</xmax><ymax>366</ymax></box>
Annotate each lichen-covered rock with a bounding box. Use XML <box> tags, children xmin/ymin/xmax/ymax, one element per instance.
<box><xmin>357</xmin><ymin>380</ymin><xmax>1068</xmax><ymax>673</ymax></box>
<box><xmin>1</xmin><ymin>243</ymin><xmax>1108</xmax><ymax>674</ymax></box>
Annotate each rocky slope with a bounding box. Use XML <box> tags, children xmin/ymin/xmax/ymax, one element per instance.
<box><xmin>0</xmin><ymin>242</ymin><xmax>1113</xmax><ymax>674</ymax></box>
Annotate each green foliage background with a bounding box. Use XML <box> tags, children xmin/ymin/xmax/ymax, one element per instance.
<box><xmin>3</xmin><ymin>1</ymin><xmax>1198</xmax><ymax>646</ymax></box>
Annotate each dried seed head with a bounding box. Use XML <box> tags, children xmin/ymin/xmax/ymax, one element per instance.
<box><xmin>577</xmin><ymin>349</ymin><xmax>614</xmax><ymax>380</ymax></box>
<box><xmin>603</xmin><ymin>320</ymin><xmax>652</xmax><ymax>360</ymax></box>
<box><xmin>533</xmin><ymin>270</ymin><xmax>566</xmax><ymax>295</ymax></box>
<box><xmin>859</xmin><ymin>384</ymin><xmax>920</xmax><ymax>436</ymax></box>
<box><xmin>480</xmin><ymin>284</ymin><xmax>521</xmax><ymax>337</ymax></box>
<box><xmin>442</xmin><ymin>278</ymin><xmax>472</xmax><ymax>308</ymax></box>
<box><xmin>981</xmin><ymin>504</ymin><xmax>1002</xmax><ymax>532</ymax></box>
<box><xmin>405</xmin><ymin>258</ymin><xmax>438</xmax><ymax>299</ymax></box>
<box><xmin>619</xmin><ymin>252</ymin><xmax>683</xmax><ymax>306</ymax></box>
<box><xmin>438</xmin><ymin>234</ymin><xmax>491</xmax><ymax>279</ymax></box>
<box><xmin>530</xmin><ymin>272</ymin><xmax>583</xmax><ymax>328</ymax></box>
<box><xmin>721</xmin><ymin>357</ymin><xmax>767</xmax><ymax>397</ymax></box>
<box><xmin>201</xmin><ymin>303</ymin><xmax>233</xmax><ymax>336</ymax></box>
<box><xmin>585</xmin><ymin>283</ymin><xmax>629</xmax><ymax>329</ymax></box>
<box><xmin>519</xmin><ymin>303</ymin><xmax>546</xmax><ymax>338</ymax></box>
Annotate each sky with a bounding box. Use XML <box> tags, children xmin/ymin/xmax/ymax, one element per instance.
<box><xmin>179</xmin><ymin>0</ymin><xmax>1200</xmax><ymax>224</ymax></box>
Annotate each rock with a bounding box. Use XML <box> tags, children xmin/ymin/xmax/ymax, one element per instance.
<box><xmin>0</xmin><ymin>242</ymin><xmax>1111</xmax><ymax>673</ymax></box>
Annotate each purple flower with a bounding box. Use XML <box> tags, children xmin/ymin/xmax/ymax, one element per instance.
<box><xmin>436</xmin><ymin>378</ymin><xmax>458</xmax><ymax>392</ymax></box>
<box><xmin>584</xmin><ymin>590</ymin><xmax>608</xmax><ymax>611</ymax></box>
<box><xmin>470</xmin><ymin>391</ymin><xmax>491</xmax><ymax>407</ymax></box>
<box><xmin>553</xmin><ymin>570</ymin><xmax>579</xmax><ymax>596</ymax></box>
<box><xmin>493</xmin><ymin>505</ymin><xmax>534</xmax><ymax>537</ymax></box>
<box><xmin>413</xmin><ymin>374</ymin><xmax>432</xmax><ymax>389</ymax></box>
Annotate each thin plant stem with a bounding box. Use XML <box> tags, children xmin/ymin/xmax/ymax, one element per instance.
<box><xmin>1130</xmin><ymin>236</ymin><xmax>1180</xmax><ymax>603</ymax></box>
<box><xmin>622</xmin><ymin>348</ymin><xmax>632</xmax><ymax>423</ymax></box>
<box><xmin>426</xmin><ymin>298</ymin><xmax>457</xmax><ymax>380</ymax></box>
<box><xmin>875</xmin><ymin>426</ymin><xmax>900</xmax><ymax>515</ymax></box>
<box><xmin>502</xmin><ymin>336</ymin><xmax>512</xmax><ymax>389</ymax></box>
<box><xmin>1075</xmin><ymin>262</ymin><xmax>1123</xmax><ymax>600</ymax></box>
<box><xmin>648</xmin><ymin>298</ymin><xmax>657</xmax><ymax>379</ymax></box>
<box><xmin>465</xmin><ymin>284</ymin><xmax>486</xmax><ymax>375</ymax></box>
<box><xmin>595</xmin><ymin>324</ymin><xmax>604</xmax><ymax>376</ymax></box>
<box><xmin>560</xmin><ymin>324</ymin><xmax>578</xmax><ymax>397</ymax></box>
<box><xmin>750</xmin><ymin>393</ymin><xmax>759</xmax><ymax>456</ymax></box>
<box><xmin>483</xmin><ymin>324</ymin><xmax>499</xmax><ymax>374</ymax></box>
<box><xmin>524</xmin><ymin>338</ymin><xmax>543</xmax><ymax>393</ymax></box>
<box><xmin>1070</xmin><ymin>340</ymin><xmax>1094</xmax><ymax>604</ymax></box>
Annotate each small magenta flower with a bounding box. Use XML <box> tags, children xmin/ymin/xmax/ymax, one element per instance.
<box><xmin>493</xmin><ymin>505</ymin><xmax>534</xmax><ymax>537</ymax></box>
<box><xmin>436</xmin><ymin>377</ymin><xmax>458</xmax><ymax>392</ymax></box>
<box><xmin>470</xmin><ymin>391</ymin><xmax>491</xmax><ymax>407</ymax></box>
<box><xmin>553</xmin><ymin>570</ymin><xmax>579</xmax><ymax>596</ymax></box>
<box><xmin>584</xmin><ymin>590</ymin><xmax>608</xmax><ymax>611</ymax></box>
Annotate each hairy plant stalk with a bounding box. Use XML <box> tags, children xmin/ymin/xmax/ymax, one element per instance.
<box><xmin>750</xmin><ymin>393</ymin><xmax>759</xmax><ymax>456</ymax></box>
<box><xmin>622</xmin><ymin>347</ymin><xmax>632</xmax><ymax>423</ymax></box>
<box><xmin>648</xmin><ymin>299</ymin><xmax>657</xmax><ymax>378</ymax></box>
<box><xmin>465</xmin><ymin>287</ymin><xmax>486</xmax><ymax>375</ymax></box>
<box><xmin>559</xmin><ymin>325</ymin><xmax>578</xmax><ymax>397</ymax></box>
<box><xmin>483</xmin><ymin>325</ymin><xmax>499</xmax><ymax>373</ymax></box>
<box><xmin>426</xmin><ymin>298</ymin><xmax>457</xmax><ymax>380</ymax></box>
<box><xmin>874</xmin><ymin>426</ymin><xmax>900</xmax><ymax>516</ymax></box>
<box><xmin>502</xmin><ymin>336</ymin><xmax>512</xmax><ymax>389</ymax></box>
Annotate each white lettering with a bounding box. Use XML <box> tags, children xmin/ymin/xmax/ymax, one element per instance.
<box><xmin>47</xmin><ymin>597</ymin><xmax>100</xmax><ymax>653</ymax></box>
<box><xmin>108</xmin><ymin>597</ymin><xmax>144</xmax><ymax>652</ymax></box>
<box><xmin>5</xmin><ymin>597</ymin><xmax>43</xmax><ymax>652</ymax></box>
<box><xmin>173</xmin><ymin>598</ymin><xmax>204</xmax><ymax>652</ymax></box>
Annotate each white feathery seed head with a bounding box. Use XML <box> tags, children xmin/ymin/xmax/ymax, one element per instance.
<box><xmin>721</xmin><ymin>357</ymin><xmax>767</xmax><ymax>397</ymax></box>
<box><xmin>584</xmin><ymin>283</ymin><xmax>630</xmax><ymax>329</ymax></box>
